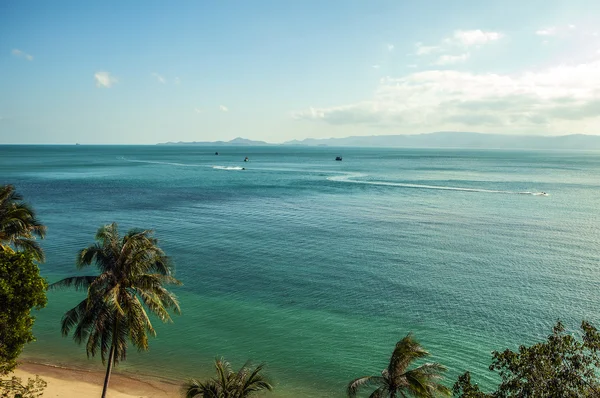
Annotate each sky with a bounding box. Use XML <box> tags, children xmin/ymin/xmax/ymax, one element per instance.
<box><xmin>1</xmin><ymin>0</ymin><xmax>600</xmax><ymax>144</ymax></box>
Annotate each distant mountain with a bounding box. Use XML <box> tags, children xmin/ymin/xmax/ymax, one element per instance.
<box><xmin>159</xmin><ymin>132</ymin><xmax>600</xmax><ymax>150</ymax></box>
<box><xmin>282</xmin><ymin>132</ymin><xmax>600</xmax><ymax>150</ymax></box>
<box><xmin>159</xmin><ymin>137</ymin><xmax>272</xmax><ymax>146</ymax></box>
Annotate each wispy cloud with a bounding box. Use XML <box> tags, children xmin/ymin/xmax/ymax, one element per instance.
<box><xmin>152</xmin><ymin>73</ymin><xmax>166</xmax><ymax>84</ymax></box>
<box><xmin>174</xmin><ymin>77</ymin><xmax>181</xmax><ymax>85</ymax></box>
<box><xmin>415</xmin><ymin>43</ymin><xmax>440</xmax><ymax>55</ymax></box>
<box><xmin>387</xmin><ymin>44</ymin><xmax>395</xmax><ymax>52</ymax></box>
<box><xmin>449</xmin><ymin>30</ymin><xmax>503</xmax><ymax>46</ymax></box>
<box><xmin>219</xmin><ymin>105</ymin><xmax>229</xmax><ymax>112</ymax></box>
<box><xmin>536</xmin><ymin>27</ymin><xmax>558</xmax><ymax>36</ymax></box>
<box><xmin>434</xmin><ymin>53</ymin><xmax>470</xmax><ymax>65</ymax></box>
<box><xmin>415</xmin><ymin>29</ymin><xmax>503</xmax><ymax>59</ymax></box>
<box><xmin>94</xmin><ymin>71</ymin><xmax>118</xmax><ymax>88</ymax></box>
<box><xmin>536</xmin><ymin>24</ymin><xmax>577</xmax><ymax>37</ymax></box>
<box><xmin>11</xmin><ymin>49</ymin><xmax>33</xmax><ymax>61</ymax></box>
<box><xmin>372</xmin><ymin>65</ymin><xmax>380</xmax><ymax>69</ymax></box>
<box><xmin>194</xmin><ymin>108</ymin><xmax>202</xmax><ymax>113</ymax></box>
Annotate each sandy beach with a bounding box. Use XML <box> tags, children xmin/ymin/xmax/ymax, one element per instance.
<box><xmin>11</xmin><ymin>362</ymin><xmax>180</xmax><ymax>398</ymax></box>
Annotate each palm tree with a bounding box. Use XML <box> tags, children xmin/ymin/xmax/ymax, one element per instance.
<box><xmin>0</xmin><ymin>185</ymin><xmax>46</xmax><ymax>261</ymax></box>
<box><xmin>347</xmin><ymin>334</ymin><xmax>451</xmax><ymax>398</ymax></box>
<box><xmin>51</xmin><ymin>223</ymin><xmax>181</xmax><ymax>398</ymax></box>
<box><xmin>183</xmin><ymin>358</ymin><xmax>273</xmax><ymax>398</ymax></box>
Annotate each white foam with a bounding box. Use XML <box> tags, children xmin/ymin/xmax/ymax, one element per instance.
<box><xmin>212</xmin><ymin>166</ymin><xmax>245</xmax><ymax>171</ymax></box>
<box><xmin>118</xmin><ymin>157</ymin><xmax>203</xmax><ymax>167</ymax></box>
<box><xmin>328</xmin><ymin>173</ymin><xmax>548</xmax><ymax>196</ymax></box>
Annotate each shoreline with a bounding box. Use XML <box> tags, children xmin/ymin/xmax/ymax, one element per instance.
<box><xmin>11</xmin><ymin>360</ymin><xmax>181</xmax><ymax>397</ymax></box>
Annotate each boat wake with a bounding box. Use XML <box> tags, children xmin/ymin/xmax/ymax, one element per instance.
<box><xmin>117</xmin><ymin>157</ymin><xmax>204</xmax><ymax>167</ymax></box>
<box><xmin>327</xmin><ymin>173</ymin><xmax>549</xmax><ymax>196</ymax></box>
<box><xmin>212</xmin><ymin>166</ymin><xmax>245</xmax><ymax>171</ymax></box>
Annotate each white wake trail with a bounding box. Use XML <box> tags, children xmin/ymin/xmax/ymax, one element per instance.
<box><xmin>328</xmin><ymin>173</ymin><xmax>548</xmax><ymax>196</ymax></box>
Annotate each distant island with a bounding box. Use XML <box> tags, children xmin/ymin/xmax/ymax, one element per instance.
<box><xmin>159</xmin><ymin>137</ymin><xmax>273</xmax><ymax>146</ymax></box>
<box><xmin>158</xmin><ymin>132</ymin><xmax>600</xmax><ymax>150</ymax></box>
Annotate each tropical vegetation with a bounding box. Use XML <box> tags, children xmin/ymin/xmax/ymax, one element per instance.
<box><xmin>183</xmin><ymin>357</ymin><xmax>273</xmax><ymax>398</ymax></box>
<box><xmin>347</xmin><ymin>333</ymin><xmax>451</xmax><ymax>397</ymax></box>
<box><xmin>51</xmin><ymin>222</ymin><xmax>182</xmax><ymax>398</ymax></box>
<box><xmin>0</xmin><ymin>375</ymin><xmax>46</xmax><ymax>398</ymax></box>
<box><xmin>0</xmin><ymin>185</ymin><xmax>46</xmax><ymax>262</ymax></box>
<box><xmin>0</xmin><ymin>251</ymin><xmax>47</xmax><ymax>376</ymax></box>
<box><xmin>453</xmin><ymin>320</ymin><xmax>600</xmax><ymax>397</ymax></box>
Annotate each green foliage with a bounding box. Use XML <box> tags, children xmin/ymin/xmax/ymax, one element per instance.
<box><xmin>453</xmin><ymin>321</ymin><xmax>600</xmax><ymax>397</ymax></box>
<box><xmin>183</xmin><ymin>358</ymin><xmax>273</xmax><ymax>398</ymax></box>
<box><xmin>51</xmin><ymin>223</ymin><xmax>181</xmax><ymax>396</ymax></box>
<box><xmin>452</xmin><ymin>372</ymin><xmax>489</xmax><ymax>398</ymax></box>
<box><xmin>348</xmin><ymin>333</ymin><xmax>451</xmax><ymax>397</ymax></box>
<box><xmin>0</xmin><ymin>185</ymin><xmax>46</xmax><ymax>262</ymax></box>
<box><xmin>0</xmin><ymin>375</ymin><xmax>46</xmax><ymax>398</ymax></box>
<box><xmin>0</xmin><ymin>251</ymin><xmax>47</xmax><ymax>375</ymax></box>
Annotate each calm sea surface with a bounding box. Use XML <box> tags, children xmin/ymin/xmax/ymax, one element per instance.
<box><xmin>1</xmin><ymin>145</ymin><xmax>600</xmax><ymax>396</ymax></box>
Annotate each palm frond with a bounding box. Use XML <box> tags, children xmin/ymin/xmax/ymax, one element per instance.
<box><xmin>388</xmin><ymin>333</ymin><xmax>430</xmax><ymax>377</ymax></box>
<box><xmin>50</xmin><ymin>275</ymin><xmax>97</xmax><ymax>291</ymax></box>
<box><xmin>347</xmin><ymin>376</ymin><xmax>386</xmax><ymax>397</ymax></box>
<box><xmin>368</xmin><ymin>386</ymin><xmax>387</xmax><ymax>398</ymax></box>
<box><xmin>11</xmin><ymin>237</ymin><xmax>45</xmax><ymax>261</ymax></box>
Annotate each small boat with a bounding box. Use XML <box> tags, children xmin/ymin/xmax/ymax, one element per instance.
<box><xmin>335</xmin><ymin>156</ymin><xmax>342</xmax><ymax>161</ymax></box>
<box><xmin>244</xmin><ymin>157</ymin><xmax>249</xmax><ymax>162</ymax></box>
<box><xmin>215</xmin><ymin>152</ymin><xmax>219</xmax><ymax>155</ymax></box>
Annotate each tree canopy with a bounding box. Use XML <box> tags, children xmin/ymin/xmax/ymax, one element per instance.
<box><xmin>51</xmin><ymin>222</ymin><xmax>181</xmax><ymax>398</ymax></box>
<box><xmin>348</xmin><ymin>333</ymin><xmax>451</xmax><ymax>397</ymax></box>
<box><xmin>453</xmin><ymin>321</ymin><xmax>600</xmax><ymax>397</ymax></box>
<box><xmin>0</xmin><ymin>185</ymin><xmax>46</xmax><ymax>262</ymax></box>
<box><xmin>0</xmin><ymin>251</ymin><xmax>47</xmax><ymax>375</ymax></box>
<box><xmin>183</xmin><ymin>358</ymin><xmax>273</xmax><ymax>398</ymax></box>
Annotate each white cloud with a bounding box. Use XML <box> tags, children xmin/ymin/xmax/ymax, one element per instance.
<box><xmin>94</xmin><ymin>71</ymin><xmax>118</xmax><ymax>88</ymax></box>
<box><xmin>292</xmin><ymin>58</ymin><xmax>600</xmax><ymax>133</ymax></box>
<box><xmin>372</xmin><ymin>65</ymin><xmax>380</xmax><ymax>69</ymax></box>
<box><xmin>450</xmin><ymin>30</ymin><xmax>503</xmax><ymax>46</ymax></box>
<box><xmin>414</xmin><ymin>30</ymin><xmax>503</xmax><ymax>63</ymax></box>
<box><xmin>387</xmin><ymin>44</ymin><xmax>394</xmax><ymax>52</ymax></box>
<box><xmin>194</xmin><ymin>108</ymin><xmax>202</xmax><ymax>113</ymax></box>
<box><xmin>536</xmin><ymin>25</ymin><xmax>578</xmax><ymax>37</ymax></box>
<box><xmin>434</xmin><ymin>53</ymin><xmax>470</xmax><ymax>65</ymax></box>
<box><xmin>415</xmin><ymin>43</ymin><xmax>440</xmax><ymax>55</ymax></box>
<box><xmin>174</xmin><ymin>77</ymin><xmax>181</xmax><ymax>85</ymax></box>
<box><xmin>152</xmin><ymin>73</ymin><xmax>166</xmax><ymax>84</ymax></box>
<box><xmin>219</xmin><ymin>105</ymin><xmax>229</xmax><ymax>112</ymax></box>
<box><xmin>536</xmin><ymin>27</ymin><xmax>557</xmax><ymax>36</ymax></box>
<box><xmin>11</xmin><ymin>49</ymin><xmax>33</xmax><ymax>61</ymax></box>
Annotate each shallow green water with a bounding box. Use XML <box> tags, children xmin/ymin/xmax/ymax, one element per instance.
<box><xmin>2</xmin><ymin>145</ymin><xmax>600</xmax><ymax>396</ymax></box>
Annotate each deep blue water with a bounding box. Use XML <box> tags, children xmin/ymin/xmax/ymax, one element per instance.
<box><xmin>1</xmin><ymin>145</ymin><xmax>600</xmax><ymax>396</ymax></box>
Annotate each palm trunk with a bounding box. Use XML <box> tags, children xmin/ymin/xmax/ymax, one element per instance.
<box><xmin>102</xmin><ymin>319</ymin><xmax>119</xmax><ymax>398</ymax></box>
<box><xmin>101</xmin><ymin>343</ymin><xmax>116</xmax><ymax>398</ymax></box>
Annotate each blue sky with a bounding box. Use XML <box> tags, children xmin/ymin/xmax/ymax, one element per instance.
<box><xmin>1</xmin><ymin>0</ymin><xmax>599</xmax><ymax>144</ymax></box>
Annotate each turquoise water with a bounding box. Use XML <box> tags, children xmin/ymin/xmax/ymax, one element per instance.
<box><xmin>2</xmin><ymin>145</ymin><xmax>600</xmax><ymax>396</ymax></box>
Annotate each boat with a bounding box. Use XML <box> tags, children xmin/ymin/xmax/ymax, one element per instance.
<box><xmin>335</xmin><ymin>156</ymin><xmax>342</xmax><ymax>161</ymax></box>
<box><xmin>215</xmin><ymin>152</ymin><xmax>219</xmax><ymax>155</ymax></box>
<box><xmin>244</xmin><ymin>157</ymin><xmax>249</xmax><ymax>162</ymax></box>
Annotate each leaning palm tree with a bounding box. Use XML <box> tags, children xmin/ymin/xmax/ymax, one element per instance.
<box><xmin>347</xmin><ymin>334</ymin><xmax>451</xmax><ymax>398</ymax></box>
<box><xmin>183</xmin><ymin>358</ymin><xmax>273</xmax><ymax>398</ymax></box>
<box><xmin>0</xmin><ymin>184</ymin><xmax>46</xmax><ymax>261</ymax></box>
<box><xmin>51</xmin><ymin>223</ymin><xmax>181</xmax><ymax>398</ymax></box>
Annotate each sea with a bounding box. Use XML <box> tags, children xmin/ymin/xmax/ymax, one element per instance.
<box><xmin>1</xmin><ymin>145</ymin><xmax>600</xmax><ymax>397</ymax></box>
